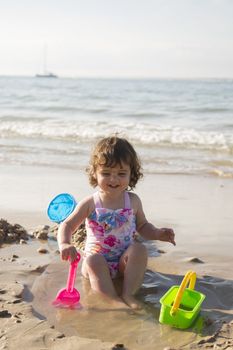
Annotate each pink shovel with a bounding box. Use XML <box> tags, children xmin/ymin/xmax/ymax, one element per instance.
<box><xmin>53</xmin><ymin>252</ymin><xmax>81</xmax><ymax>307</ymax></box>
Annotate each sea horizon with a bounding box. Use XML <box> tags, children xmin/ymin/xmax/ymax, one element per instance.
<box><xmin>1</xmin><ymin>74</ymin><xmax>233</xmax><ymax>81</ymax></box>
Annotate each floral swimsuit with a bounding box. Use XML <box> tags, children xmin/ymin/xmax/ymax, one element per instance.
<box><xmin>84</xmin><ymin>191</ymin><xmax>136</xmax><ymax>278</ymax></box>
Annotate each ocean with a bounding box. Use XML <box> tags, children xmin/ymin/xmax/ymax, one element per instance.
<box><xmin>0</xmin><ymin>76</ymin><xmax>233</xmax><ymax>178</ymax></box>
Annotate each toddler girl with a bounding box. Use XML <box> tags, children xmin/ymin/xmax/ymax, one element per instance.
<box><xmin>58</xmin><ymin>136</ymin><xmax>175</xmax><ymax>309</ymax></box>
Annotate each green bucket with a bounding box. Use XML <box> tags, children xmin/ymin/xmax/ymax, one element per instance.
<box><xmin>159</xmin><ymin>271</ymin><xmax>205</xmax><ymax>329</ymax></box>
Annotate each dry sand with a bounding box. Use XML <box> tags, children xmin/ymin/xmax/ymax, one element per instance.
<box><xmin>0</xmin><ymin>164</ymin><xmax>233</xmax><ymax>349</ymax></box>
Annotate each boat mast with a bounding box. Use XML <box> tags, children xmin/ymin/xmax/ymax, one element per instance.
<box><xmin>43</xmin><ymin>44</ymin><xmax>47</xmax><ymax>74</ymax></box>
<box><xmin>35</xmin><ymin>43</ymin><xmax>58</xmax><ymax>78</ymax></box>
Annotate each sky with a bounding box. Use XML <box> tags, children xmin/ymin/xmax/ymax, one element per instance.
<box><xmin>0</xmin><ymin>0</ymin><xmax>233</xmax><ymax>78</ymax></box>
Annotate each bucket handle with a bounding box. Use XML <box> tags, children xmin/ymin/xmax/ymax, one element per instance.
<box><xmin>170</xmin><ymin>270</ymin><xmax>196</xmax><ymax>316</ymax></box>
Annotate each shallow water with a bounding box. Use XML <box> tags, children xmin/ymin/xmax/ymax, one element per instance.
<box><xmin>31</xmin><ymin>258</ymin><xmax>233</xmax><ymax>349</ymax></box>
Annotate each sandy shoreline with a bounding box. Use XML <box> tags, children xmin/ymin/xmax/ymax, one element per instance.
<box><xmin>1</xmin><ymin>164</ymin><xmax>233</xmax><ymax>349</ymax></box>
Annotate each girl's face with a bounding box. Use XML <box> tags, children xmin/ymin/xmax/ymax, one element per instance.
<box><xmin>95</xmin><ymin>162</ymin><xmax>131</xmax><ymax>195</ymax></box>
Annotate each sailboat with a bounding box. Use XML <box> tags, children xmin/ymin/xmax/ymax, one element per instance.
<box><xmin>36</xmin><ymin>71</ymin><xmax>57</xmax><ymax>78</ymax></box>
<box><xmin>36</xmin><ymin>72</ymin><xmax>57</xmax><ymax>78</ymax></box>
<box><xmin>35</xmin><ymin>45</ymin><xmax>58</xmax><ymax>78</ymax></box>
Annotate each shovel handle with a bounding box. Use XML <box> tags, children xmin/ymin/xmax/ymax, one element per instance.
<box><xmin>170</xmin><ymin>270</ymin><xmax>196</xmax><ymax>316</ymax></box>
<box><xmin>66</xmin><ymin>252</ymin><xmax>81</xmax><ymax>292</ymax></box>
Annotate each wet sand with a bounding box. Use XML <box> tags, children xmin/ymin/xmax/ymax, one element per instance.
<box><xmin>0</xmin><ymin>164</ymin><xmax>233</xmax><ymax>349</ymax></box>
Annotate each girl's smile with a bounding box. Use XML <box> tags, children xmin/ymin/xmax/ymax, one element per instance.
<box><xmin>95</xmin><ymin>163</ymin><xmax>131</xmax><ymax>194</ymax></box>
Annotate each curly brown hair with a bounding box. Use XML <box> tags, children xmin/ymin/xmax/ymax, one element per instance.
<box><xmin>87</xmin><ymin>136</ymin><xmax>143</xmax><ymax>190</ymax></box>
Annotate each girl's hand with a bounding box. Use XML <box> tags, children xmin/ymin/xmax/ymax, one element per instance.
<box><xmin>157</xmin><ymin>228</ymin><xmax>176</xmax><ymax>246</ymax></box>
<box><xmin>59</xmin><ymin>243</ymin><xmax>78</xmax><ymax>262</ymax></box>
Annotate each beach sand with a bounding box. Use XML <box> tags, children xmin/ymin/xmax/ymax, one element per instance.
<box><xmin>0</xmin><ymin>164</ymin><xmax>233</xmax><ymax>350</ymax></box>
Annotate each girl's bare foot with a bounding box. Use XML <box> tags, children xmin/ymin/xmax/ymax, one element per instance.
<box><xmin>122</xmin><ymin>294</ymin><xmax>142</xmax><ymax>310</ymax></box>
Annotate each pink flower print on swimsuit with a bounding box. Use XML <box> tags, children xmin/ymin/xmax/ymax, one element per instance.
<box><xmin>88</xmin><ymin>219</ymin><xmax>104</xmax><ymax>237</ymax></box>
<box><xmin>104</xmin><ymin>234</ymin><xmax>122</xmax><ymax>248</ymax></box>
<box><xmin>84</xmin><ymin>191</ymin><xmax>137</xmax><ymax>278</ymax></box>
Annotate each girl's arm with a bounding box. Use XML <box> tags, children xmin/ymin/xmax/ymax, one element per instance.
<box><xmin>134</xmin><ymin>195</ymin><xmax>176</xmax><ymax>246</ymax></box>
<box><xmin>57</xmin><ymin>196</ymin><xmax>93</xmax><ymax>261</ymax></box>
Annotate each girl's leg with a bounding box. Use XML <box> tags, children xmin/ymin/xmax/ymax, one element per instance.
<box><xmin>82</xmin><ymin>253</ymin><xmax>128</xmax><ymax>309</ymax></box>
<box><xmin>119</xmin><ymin>242</ymin><xmax>148</xmax><ymax>309</ymax></box>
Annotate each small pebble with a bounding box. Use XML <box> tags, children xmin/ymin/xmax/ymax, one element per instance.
<box><xmin>112</xmin><ymin>344</ymin><xmax>125</xmax><ymax>350</ymax></box>
<box><xmin>31</xmin><ymin>265</ymin><xmax>46</xmax><ymax>273</ymax></box>
<box><xmin>12</xmin><ymin>299</ymin><xmax>22</xmax><ymax>304</ymax></box>
<box><xmin>56</xmin><ymin>334</ymin><xmax>65</xmax><ymax>339</ymax></box>
<box><xmin>37</xmin><ymin>247</ymin><xmax>48</xmax><ymax>254</ymax></box>
<box><xmin>0</xmin><ymin>310</ymin><xmax>12</xmax><ymax>318</ymax></box>
<box><xmin>20</xmin><ymin>239</ymin><xmax>27</xmax><ymax>244</ymax></box>
<box><xmin>187</xmin><ymin>257</ymin><xmax>204</xmax><ymax>263</ymax></box>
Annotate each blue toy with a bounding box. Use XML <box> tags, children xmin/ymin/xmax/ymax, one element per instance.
<box><xmin>47</xmin><ymin>193</ymin><xmax>77</xmax><ymax>223</ymax></box>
